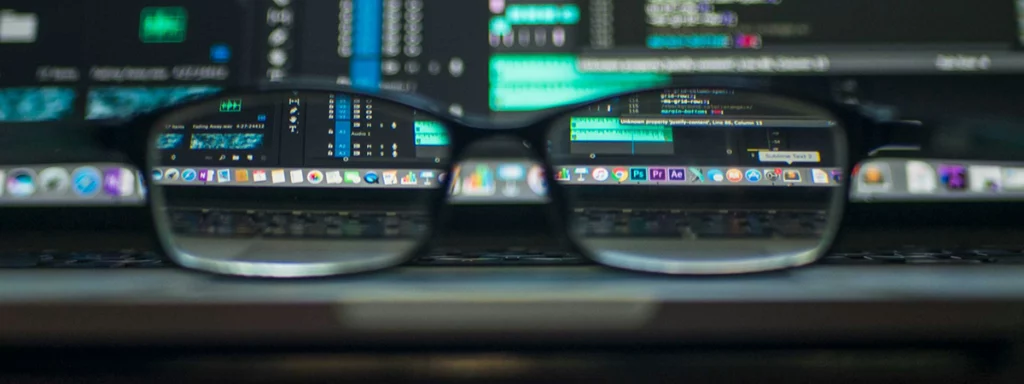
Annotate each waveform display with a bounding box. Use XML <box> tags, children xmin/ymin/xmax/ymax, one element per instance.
<box><xmin>219</xmin><ymin>99</ymin><xmax>242</xmax><ymax>112</ymax></box>
<box><xmin>490</xmin><ymin>55</ymin><xmax>670</xmax><ymax>111</ymax></box>
<box><xmin>0</xmin><ymin>87</ymin><xmax>76</xmax><ymax>122</ymax></box>
<box><xmin>157</xmin><ymin>133</ymin><xmax>185</xmax><ymax>149</ymax></box>
<box><xmin>647</xmin><ymin>34</ymin><xmax>731</xmax><ymax>49</ymax></box>
<box><xmin>490</xmin><ymin>3</ymin><xmax>580</xmax><ymax>35</ymax></box>
<box><xmin>570</xmin><ymin>117</ymin><xmax>674</xmax><ymax>143</ymax></box>
<box><xmin>190</xmin><ymin>133</ymin><xmax>264</xmax><ymax>150</ymax></box>
<box><xmin>414</xmin><ymin>120</ymin><xmax>450</xmax><ymax>146</ymax></box>
<box><xmin>86</xmin><ymin>86</ymin><xmax>222</xmax><ymax>120</ymax></box>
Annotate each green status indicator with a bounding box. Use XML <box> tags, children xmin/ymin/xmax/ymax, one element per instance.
<box><xmin>219</xmin><ymin>99</ymin><xmax>242</xmax><ymax>113</ymax></box>
<box><xmin>140</xmin><ymin>7</ymin><xmax>188</xmax><ymax>43</ymax></box>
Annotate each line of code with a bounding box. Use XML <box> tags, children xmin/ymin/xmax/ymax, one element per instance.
<box><xmin>645</xmin><ymin>0</ymin><xmax>798</xmax><ymax>50</ymax></box>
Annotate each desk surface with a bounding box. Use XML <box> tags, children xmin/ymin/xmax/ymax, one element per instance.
<box><xmin>0</xmin><ymin>266</ymin><xmax>1023</xmax><ymax>347</ymax></box>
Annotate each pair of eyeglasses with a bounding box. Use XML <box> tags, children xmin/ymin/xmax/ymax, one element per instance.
<box><xmin>94</xmin><ymin>79</ymin><xmax>879</xmax><ymax>278</ymax></box>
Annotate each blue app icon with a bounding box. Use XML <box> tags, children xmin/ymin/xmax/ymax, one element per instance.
<box><xmin>364</xmin><ymin>172</ymin><xmax>380</xmax><ymax>184</ymax></box>
<box><xmin>71</xmin><ymin>167</ymin><xmax>101</xmax><ymax>197</ymax></box>
<box><xmin>182</xmin><ymin>169</ymin><xmax>198</xmax><ymax>182</ymax></box>
<box><xmin>210</xmin><ymin>43</ymin><xmax>232</xmax><ymax>63</ymax></box>
<box><xmin>745</xmin><ymin>169</ymin><xmax>762</xmax><ymax>182</ymax></box>
<box><xmin>151</xmin><ymin>169</ymin><xmax>164</xmax><ymax>181</ymax></box>
<box><xmin>707</xmin><ymin>169</ymin><xmax>725</xmax><ymax>182</ymax></box>
<box><xmin>630</xmin><ymin>168</ymin><xmax>648</xmax><ymax>181</ymax></box>
<box><xmin>497</xmin><ymin>164</ymin><xmax>526</xmax><ymax>181</ymax></box>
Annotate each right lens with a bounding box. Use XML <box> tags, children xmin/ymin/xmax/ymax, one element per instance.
<box><xmin>547</xmin><ymin>88</ymin><xmax>849</xmax><ymax>275</ymax></box>
<box><xmin>147</xmin><ymin>91</ymin><xmax>450</xmax><ymax>277</ymax></box>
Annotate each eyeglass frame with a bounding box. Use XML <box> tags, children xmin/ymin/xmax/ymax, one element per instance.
<box><xmin>92</xmin><ymin>79</ymin><xmax>884</xmax><ymax>277</ymax></box>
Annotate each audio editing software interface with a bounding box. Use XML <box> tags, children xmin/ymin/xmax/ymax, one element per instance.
<box><xmin>1</xmin><ymin>0</ymin><xmax>1022</xmax><ymax>204</ymax></box>
<box><xmin>556</xmin><ymin>89</ymin><xmax>835</xmax><ymax>158</ymax></box>
<box><xmin>154</xmin><ymin>92</ymin><xmax>448</xmax><ymax>190</ymax></box>
<box><xmin>1</xmin><ymin>0</ymin><xmax>1020</xmax><ymax>121</ymax></box>
<box><xmin>148</xmin><ymin>87</ymin><xmax>840</xmax><ymax>197</ymax></box>
<box><xmin>547</xmin><ymin>88</ymin><xmax>841</xmax><ymax>188</ymax></box>
<box><xmin>265</xmin><ymin>0</ymin><xmax>1020</xmax><ymax>115</ymax></box>
<box><xmin>0</xmin><ymin>0</ymin><xmax>246</xmax><ymax>122</ymax></box>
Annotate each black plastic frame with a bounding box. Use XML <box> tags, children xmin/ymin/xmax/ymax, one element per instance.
<box><xmin>92</xmin><ymin>79</ymin><xmax>876</xmax><ymax>277</ymax></box>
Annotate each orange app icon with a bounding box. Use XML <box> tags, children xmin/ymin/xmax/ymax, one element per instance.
<box><xmin>862</xmin><ymin>166</ymin><xmax>886</xmax><ymax>185</ymax></box>
<box><xmin>726</xmin><ymin>168</ymin><xmax>743</xmax><ymax>182</ymax></box>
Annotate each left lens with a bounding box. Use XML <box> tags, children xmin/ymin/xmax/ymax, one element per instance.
<box><xmin>547</xmin><ymin>88</ymin><xmax>848</xmax><ymax>274</ymax></box>
<box><xmin>147</xmin><ymin>91</ymin><xmax>450</xmax><ymax>277</ymax></box>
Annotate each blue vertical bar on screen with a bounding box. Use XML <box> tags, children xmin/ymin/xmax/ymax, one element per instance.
<box><xmin>352</xmin><ymin>0</ymin><xmax>382</xmax><ymax>89</ymax></box>
<box><xmin>334</xmin><ymin>95</ymin><xmax>352</xmax><ymax>158</ymax></box>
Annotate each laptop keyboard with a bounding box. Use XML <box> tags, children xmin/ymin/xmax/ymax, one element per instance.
<box><xmin>165</xmin><ymin>208</ymin><xmax>828</xmax><ymax>240</ymax></box>
<box><xmin>168</xmin><ymin>209</ymin><xmax>430</xmax><ymax>239</ymax></box>
<box><xmin>0</xmin><ymin>208</ymin><xmax>1016</xmax><ymax>268</ymax></box>
<box><xmin>0</xmin><ymin>250</ymin><xmax>167</xmax><ymax>268</ymax></box>
<box><xmin>1</xmin><ymin>247</ymin><xmax>1022</xmax><ymax>268</ymax></box>
<box><xmin>822</xmin><ymin>248</ymin><xmax>1024</xmax><ymax>265</ymax></box>
<box><xmin>573</xmin><ymin>208</ymin><xmax>826</xmax><ymax>239</ymax></box>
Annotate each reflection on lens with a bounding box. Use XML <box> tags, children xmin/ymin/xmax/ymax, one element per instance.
<box><xmin>149</xmin><ymin>92</ymin><xmax>449</xmax><ymax>277</ymax></box>
<box><xmin>548</xmin><ymin>88</ymin><xmax>846</xmax><ymax>274</ymax></box>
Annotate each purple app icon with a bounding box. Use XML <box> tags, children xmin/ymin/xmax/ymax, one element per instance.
<box><xmin>668</xmin><ymin>168</ymin><xmax>686</xmax><ymax>181</ymax></box>
<box><xmin>102</xmin><ymin>168</ymin><xmax>122</xmax><ymax>196</ymax></box>
<box><xmin>830</xmin><ymin>170</ymin><xmax>843</xmax><ymax>183</ymax></box>
<box><xmin>198</xmin><ymin>169</ymin><xmax>211</xmax><ymax>182</ymax></box>
<box><xmin>649</xmin><ymin>168</ymin><xmax>667</xmax><ymax>181</ymax></box>
<box><xmin>938</xmin><ymin>164</ymin><xmax>967</xmax><ymax>190</ymax></box>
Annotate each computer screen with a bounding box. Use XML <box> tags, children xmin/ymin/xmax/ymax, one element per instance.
<box><xmin>152</xmin><ymin>91</ymin><xmax>448</xmax><ymax>190</ymax></box>
<box><xmin>0</xmin><ymin>0</ymin><xmax>244</xmax><ymax>122</ymax></box>
<box><xmin>1</xmin><ymin>0</ymin><xmax>1022</xmax><ymax>121</ymax></box>
<box><xmin>1</xmin><ymin>0</ymin><xmax>1022</xmax><ymax>206</ymax></box>
<box><xmin>143</xmin><ymin>87</ymin><xmax>840</xmax><ymax>211</ymax></box>
<box><xmin>282</xmin><ymin>0</ymin><xmax>1022</xmax><ymax>114</ymax></box>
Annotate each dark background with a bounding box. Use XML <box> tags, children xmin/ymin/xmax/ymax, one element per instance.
<box><xmin>607</xmin><ymin>0</ymin><xmax>1017</xmax><ymax>47</ymax></box>
<box><xmin>1</xmin><ymin>0</ymin><xmax>1023</xmax><ymax>252</ymax></box>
